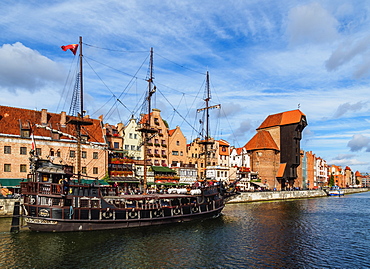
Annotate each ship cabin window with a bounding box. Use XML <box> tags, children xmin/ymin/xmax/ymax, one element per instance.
<box><xmin>20</xmin><ymin>147</ymin><xmax>27</xmax><ymax>155</ymax></box>
<box><xmin>42</xmin><ymin>174</ymin><xmax>49</xmax><ymax>182</ymax></box>
<box><xmin>91</xmin><ymin>199</ymin><xmax>100</xmax><ymax>208</ymax></box>
<box><xmin>126</xmin><ymin>200</ymin><xmax>136</xmax><ymax>208</ymax></box>
<box><xmin>36</xmin><ymin>148</ymin><xmax>42</xmax><ymax>156</ymax></box>
<box><xmin>80</xmin><ymin>198</ymin><xmax>90</xmax><ymax>208</ymax></box>
<box><xmin>171</xmin><ymin>199</ymin><xmax>180</xmax><ymax>206</ymax></box>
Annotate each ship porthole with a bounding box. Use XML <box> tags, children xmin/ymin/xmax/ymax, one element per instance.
<box><xmin>192</xmin><ymin>206</ymin><xmax>199</xmax><ymax>213</ymax></box>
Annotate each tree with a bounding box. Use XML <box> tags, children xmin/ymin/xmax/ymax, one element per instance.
<box><xmin>329</xmin><ymin>174</ymin><xmax>335</xmax><ymax>186</ymax></box>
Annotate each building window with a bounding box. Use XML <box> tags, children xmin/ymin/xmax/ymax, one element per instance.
<box><xmin>172</xmin><ymin>151</ymin><xmax>179</xmax><ymax>156</ymax></box>
<box><xmin>57</xmin><ymin>150</ymin><xmax>61</xmax><ymax>157</ymax></box>
<box><xmin>82</xmin><ymin>167</ymin><xmax>87</xmax><ymax>174</ymax></box>
<box><xmin>180</xmin><ymin>151</ymin><xmax>183</xmax><ymax>156</ymax></box>
<box><xmin>93</xmin><ymin>152</ymin><xmax>98</xmax><ymax>159</ymax></box>
<box><xmin>21</xmin><ymin>129</ymin><xmax>30</xmax><ymax>137</ymax></box>
<box><xmin>20</xmin><ymin>164</ymin><xmax>27</xmax><ymax>173</ymax></box>
<box><xmin>114</xmin><ymin>142</ymin><xmax>119</xmax><ymax>149</ymax></box>
<box><xmin>4</xmin><ymin>164</ymin><xmax>11</xmax><ymax>172</ymax></box>
<box><xmin>70</xmin><ymin>150</ymin><xmax>75</xmax><ymax>158</ymax></box>
<box><xmin>131</xmin><ymin>145</ymin><xmax>135</xmax><ymax>150</ymax></box>
<box><xmin>36</xmin><ymin>148</ymin><xmax>42</xmax><ymax>156</ymax></box>
<box><xmin>129</xmin><ymin>133</ymin><xmax>133</xmax><ymax>139</ymax></box>
<box><xmin>125</xmin><ymin>145</ymin><xmax>129</xmax><ymax>150</ymax></box>
<box><xmin>93</xmin><ymin>167</ymin><xmax>98</xmax><ymax>174</ymax></box>
<box><xmin>82</xmin><ymin>151</ymin><xmax>87</xmax><ymax>159</ymax></box>
<box><xmin>137</xmin><ymin>146</ymin><xmax>141</xmax><ymax>151</ymax></box>
<box><xmin>176</xmin><ymin>141</ymin><xmax>180</xmax><ymax>146</ymax></box>
<box><xmin>20</xmin><ymin>147</ymin><xmax>27</xmax><ymax>155</ymax></box>
<box><xmin>134</xmin><ymin>134</ymin><xmax>137</xmax><ymax>139</ymax></box>
<box><xmin>50</xmin><ymin>149</ymin><xmax>54</xmax><ymax>156</ymax></box>
<box><xmin>4</xmin><ymin>146</ymin><xmax>11</xmax><ymax>154</ymax></box>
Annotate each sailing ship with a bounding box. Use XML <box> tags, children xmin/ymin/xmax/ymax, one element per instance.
<box><xmin>19</xmin><ymin>37</ymin><xmax>239</xmax><ymax>232</ymax></box>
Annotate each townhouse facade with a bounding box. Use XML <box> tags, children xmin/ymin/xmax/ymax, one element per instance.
<box><xmin>0</xmin><ymin>106</ymin><xmax>107</xmax><ymax>188</ymax></box>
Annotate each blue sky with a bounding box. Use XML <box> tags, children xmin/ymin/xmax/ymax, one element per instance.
<box><xmin>1</xmin><ymin>0</ymin><xmax>370</xmax><ymax>172</ymax></box>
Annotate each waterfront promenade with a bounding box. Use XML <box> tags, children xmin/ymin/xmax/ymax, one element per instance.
<box><xmin>228</xmin><ymin>187</ymin><xmax>369</xmax><ymax>203</ymax></box>
<box><xmin>0</xmin><ymin>188</ymin><xmax>368</xmax><ymax>217</ymax></box>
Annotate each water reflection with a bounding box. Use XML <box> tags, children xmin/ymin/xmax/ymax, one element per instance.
<box><xmin>0</xmin><ymin>193</ymin><xmax>370</xmax><ymax>268</ymax></box>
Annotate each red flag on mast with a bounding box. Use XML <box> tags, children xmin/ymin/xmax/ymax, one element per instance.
<box><xmin>61</xmin><ymin>44</ymin><xmax>78</xmax><ymax>55</ymax></box>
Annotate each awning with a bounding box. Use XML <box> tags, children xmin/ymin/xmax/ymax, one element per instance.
<box><xmin>37</xmin><ymin>167</ymin><xmax>66</xmax><ymax>175</ymax></box>
<box><xmin>151</xmin><ymin>166</ymin><xmax>176</xmax><ymax>173</ymax></box>
<box><xmin>251</xmin><ymin>181</ymin><xmax>267</xmax><ymax>188</ymax></box>
<box><xmin>0</xmin><ymin>178</ymin><xmax>24</xmax><ymax>188</ymax></box>
<box><xmin>109</xmin><ymin>177</ymin><xmax>140</xmax><ymax>183</ymax></box>
<box><xmin>70</xmin><ymin>179</ymin><xmax>109</xmax><ymax>185</ymax></box>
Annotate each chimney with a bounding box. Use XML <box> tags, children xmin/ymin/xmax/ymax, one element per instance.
<box><xmin>41</xmin><ymin>109</ymin><xmax>47</xmax><ymax>125</ymax></box>
<box><xmin>60</xmin><ymin>111</ymin><xmax>66</xmax><ymax>127</ymax></box>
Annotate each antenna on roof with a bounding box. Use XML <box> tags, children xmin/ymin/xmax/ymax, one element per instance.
<box><xmin>298</xmin><ymin>103</ymin><xmax>300</xmax><ymax>109</ymax></box>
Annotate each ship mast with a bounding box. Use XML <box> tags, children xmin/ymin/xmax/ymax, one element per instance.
<box><xmin>197</xmin><ymin>71</ymin><xmax>220</xmax><ymax>180</ymax></box>
<box><xmin>139</xmin><ymin>48</ymin><xmax>157</xmax><ymax>192</ymax></box>
<box><xmin>68</xmin><ymin>36</ymin><xmax>92</xmax><ymax>183</ymax></box>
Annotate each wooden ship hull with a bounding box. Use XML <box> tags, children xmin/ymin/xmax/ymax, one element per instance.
<box><xmin>21</xmin><ymin>181</ymin><xmax>226</xmax><ymax>232</ymax></box>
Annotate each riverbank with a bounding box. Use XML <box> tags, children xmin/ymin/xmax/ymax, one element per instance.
<box><xmin>0</xmin><ymin>188</ymin><xmax>368</xmax><ymax>216</ymax></box>
<box><xmin>227</xmin><ymin>188</ymin><xmax>369</xmax><ymax>203</ymax></box>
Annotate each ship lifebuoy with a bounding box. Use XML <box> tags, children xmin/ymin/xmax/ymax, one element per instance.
<box><xmin>102</xmin><ymin>210</ymin><xmax>113</xmax><ymax>219</ymax></box>
<box><xmin>153</xmin><ymin>209</ymin><xmax>162</xmax><ymax>218</ymax></box>
<box><xmin>173</xmin><ymin>207</ymin><xmax>181</xmax><ymax>215</ymax></box>
<box><xmin>129</xmin><ymin>209</ymin><xmax>138</xmax><ymax>219</ymax></box>
<box><xmin>58</xmin><ymin>179</ymin><xmax>63</xmax><ymax>184</ymax></box>
<box><xmin>192</xmin><ymin>206</ymin><xmax>199</xmax><ymax>213</ymax></box>
<box><xmin>30</xmin><ymin>197</ymin><xmax>36</xmax><ymax>204</ymax></box>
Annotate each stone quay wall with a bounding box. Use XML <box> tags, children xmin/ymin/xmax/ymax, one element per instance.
<box><xmin>228</xmin><ymin>188</ymin><xmax>369</xmax><ymax>203</ymax></box>
<box><xmin>0</xmin><ymin>198</ymin><xmax>18</xmax><ymax>216</ymax></box>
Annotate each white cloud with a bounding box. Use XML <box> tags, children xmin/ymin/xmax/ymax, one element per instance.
<box><xmin>0</xmin><ymin>42</ymin><xmax>65</xmax><ymax>92</ymax></box>
<box><xmin>287</xmin><ymin>2</ymin><xmax>339</xmax><ymax>46</ymax></box>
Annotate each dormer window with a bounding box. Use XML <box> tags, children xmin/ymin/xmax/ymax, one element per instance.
<box><xmin>19</xmin><ymin>120</ymin><xmax>31</xmax><ymax>138</ymax></box>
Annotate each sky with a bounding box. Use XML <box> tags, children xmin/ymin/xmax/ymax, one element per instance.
<box><xmin>1</xmin><ymin>0</ymin><xmax>370</xmax><ymax>173</ymax></box>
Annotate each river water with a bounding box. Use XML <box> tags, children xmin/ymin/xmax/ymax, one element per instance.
<box><xmin>1</xmin><ymin>192</ymin><xmax>370</xmax><ymax>268</ymax></box>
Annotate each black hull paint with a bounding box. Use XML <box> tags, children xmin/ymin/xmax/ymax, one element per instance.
<box><xmin>24</xmin><ymin>207</ymin><xmax>223</xmax><ymax>232</ymax></box>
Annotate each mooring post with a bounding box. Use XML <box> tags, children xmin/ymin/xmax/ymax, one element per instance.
<box><xmin>10</xmin><ymin>201</ymin><xmax>20</xmax><ymax>233</ymax></box>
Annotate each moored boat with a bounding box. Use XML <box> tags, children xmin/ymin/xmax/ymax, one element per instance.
<box><xmin>326</xmin><ymin>186</ymin><xmax>344</xmax><ymax>196</ymax></box>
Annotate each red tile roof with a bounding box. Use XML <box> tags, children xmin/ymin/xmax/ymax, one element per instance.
<box><xmin>0</xmin><ymin>106</ymin><xmax>105</xmax><ymax>143</ymax></box>
<box><xmin>257</xmin><ymin>109</ymin><xmax>306</xmax><ymax>130</ymax></box>
<box><xmin>244</xmin><ymin>130</ymin><xmax>279</xmax><ymax>151</ymax></box>
<box><xmin>276</xmin><ymin>163</ymin><xmax>286</xmax><ymax>178</ymax></box>
<box><xmin>168</xmin><ymin>129</ymin><xmax>176</xmax><ymax>137</ymax></box>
